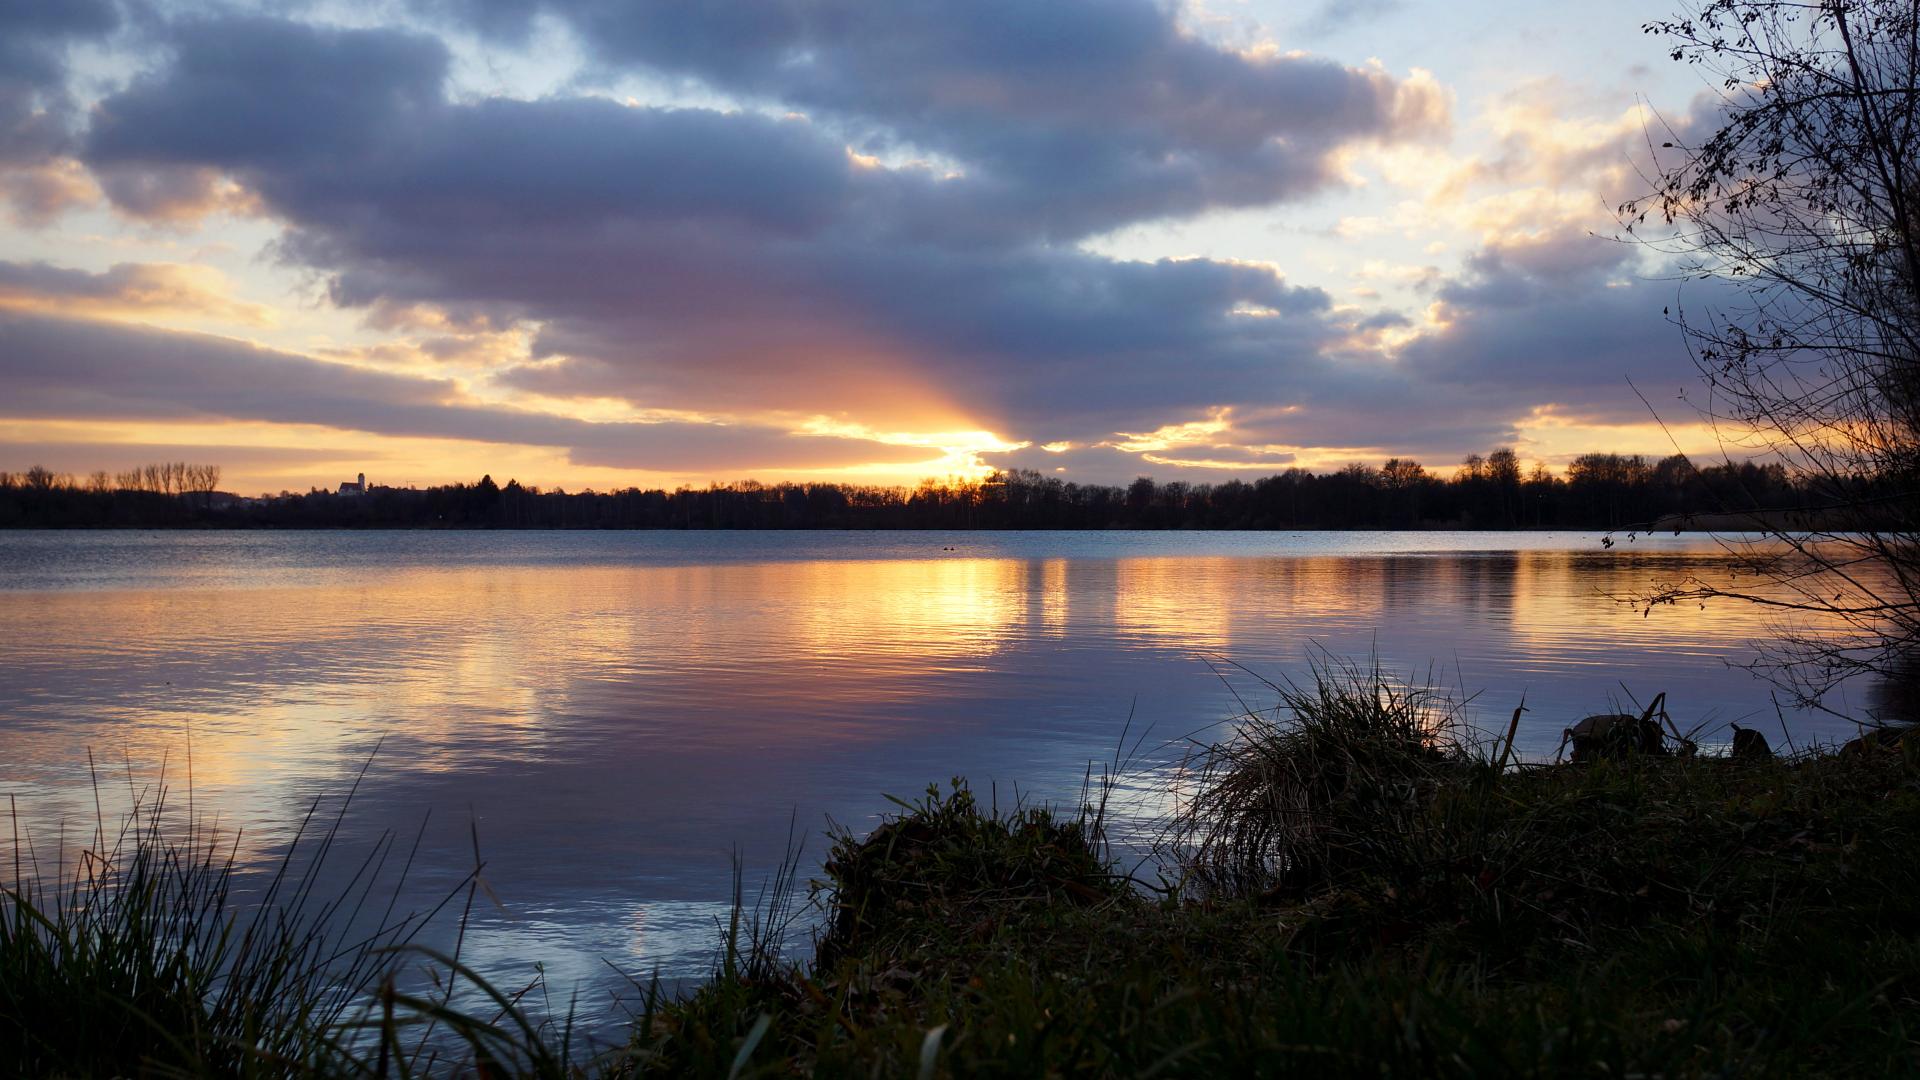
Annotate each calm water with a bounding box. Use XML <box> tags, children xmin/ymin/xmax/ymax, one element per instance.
<box><xmin>0</xmin><ymin>530</ymin><xmax>1879</xmax><ymax>1018</ymax></box>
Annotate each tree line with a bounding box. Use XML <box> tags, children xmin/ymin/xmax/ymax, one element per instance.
<box><xmin>0</xmin><ymin>451</ymin><xmax>1830</xmax><ymax>530</ymax></box>
<box><xmin>0</xmin><ymin>462</ymin><xmax>226</xmax><ymax>525</ymax></box>
<box><xmin>1</xmin><ymin>462</ymin><xmax>222</xmax><ymax>496</ymax></box>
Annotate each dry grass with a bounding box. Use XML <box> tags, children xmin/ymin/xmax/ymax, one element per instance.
<box><xmin>1169</xmin><ymin>655</ymin><xmax>1478</xmax><ymax>901</ymax></box>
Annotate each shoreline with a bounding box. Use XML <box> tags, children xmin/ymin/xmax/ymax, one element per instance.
<box><xmin>638</xmin><ymin>720</ymin><xmax>1920</xmax><ymax>1076</ymax></box>
<box><xmin>7</xmin><ymin>672</ymin><xmax>1917</xmax><ymax>1076</ymax></box>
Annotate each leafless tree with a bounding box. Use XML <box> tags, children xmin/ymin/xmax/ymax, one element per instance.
<box><xmin>1623</xmin><ymin>0</ymin><xmax>1920</xmax><ymax>707</ymax></box>
<box><xmin>1381</xmin><ymin>458</ymin><xmax>1430</xmax><ymax>489</ymax></box>
<box><xmin>186</xmin><ymin>463</ymin><xmax>220</xmax><ymax>508</ymax></box>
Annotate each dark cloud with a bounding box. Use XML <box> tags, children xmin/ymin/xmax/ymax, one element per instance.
<box><xmin>89</xmin><ymin>16</ymin><xmax>448</xmax><ymax>168</ymax></box>
<box><xmin>1029</xmin><ymin>229</ymin><xmax>1707</xmax><ymax>467</ymax></box>
<box><xmin>0</xmin><ymin>257</ymin><xmax>277</xmax><ymax>322</ymax></box>
<box><xmin>504</xmin><ymin>245</ymin><xmax>1339</xmax><ymax>435</ymax></box>
<box><xmin>1396</xmin><ymin>228</ymin><xmax>1708</xmax><ymax>428</ymax></box>
<box><xmin>77</xmin><ymin>15</ymin><xmax>1363</xmax><ymax>442</ymax></box>
<box><xmin>30</xmin><ymin>8</ymin><xmax>1699</xmax><ymax>479</ymax></box>
<box><xmin>0</xmin><ymin>258</ymin><xmax>144</xmax><ymax>300</ymax></box>
<box><xmin>425</xmin><ymin>0</ymin><xmax>1446</xmax><ymax>237</ymax></box>
<box><xmin>89</xmin><ymin>162</ymin><xmax>229</xmax><ymax>220</ymax></box>
<box><xmin>1</xmin><ymin>257</ymin><xmax>205</xmax><ymax>300</ymax></box>
<box><xmin>0</xmin><ymin>313</ymin><xmax>939</xmax><ymax>472</ymax></box>
<box><xmin>1436</xmin><ymin>230</ymin><xmax>1635</xmax><ymax>309</ymax></box>
<box><xmin>0</xmin><ymin>0</ymin><xmax>119</xmax><ymax>224</ymax></box>
<box><xmin>84</xmin><ymin>16</ymin><xmax>449</xmax><ymax>218</ymax></box>
<box><xmin>0</xmin><ymin>0</ymin><xmax>117</xmax><ymax>160</ymax></box>
<box><xmin>85</xmin><ymin>8</ymin><xmax>1446</xmax><ymax>238</ymax></box>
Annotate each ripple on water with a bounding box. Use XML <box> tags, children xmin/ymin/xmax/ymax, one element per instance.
<box><xmin>0</xmin><ymin>529</ymin><xmax>1881</xmax><ymax>1008</ymax></box>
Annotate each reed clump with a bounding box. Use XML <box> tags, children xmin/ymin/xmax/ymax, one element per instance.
<box><xmin>0</xmin><ymin>779</ymin><xmax>416</xmax><ymax>1076</ymax></box>
<box><xmin>1177</xmin><ymin>676</ymin><xmax>1920</xmax><ymax>980</ymax></box>
<box><xmin>814</xmin><ymin>783</ymin><xmax>1118</xmax><ymax>971</ymax></box>
<box><xmin>0</xmin><ymin>764</ymin><xmax>614</xmax><ymax>1078</ymax></box>
<box><xmin>1172</xmin><ymin>656</ymin><xmax>1470</xmax><ymax>903</ymax></box>
<box><xmin>635</xmin><ymin>669</ymin><xmax>1920</xmax><ymax>1078</ymax></box>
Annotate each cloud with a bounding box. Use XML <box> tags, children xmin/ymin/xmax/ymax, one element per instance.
<box><xmin>11</xmin><ymin>7</ymin><xmax>1716</xmax><ymax>483</ymax></box>
<box><xmin>0</xmin><ymin>440</ymin><xmax>358</xmax><ymax>477</ymax></box>
<box><xmin>0</xmin><ymin>0</ymin><xmax>118</xmax><ymax>222</ymax></box>
<box><xmin>88</xmin><ymin>17</ymin><xmax>451</xmax><ymax>171</ymax></box>
<box><xmin>0</xmin><ymin>0</ymin><xmax>117</xmax><ymax>163</ymax></box>
<box><xmin>84</xmin><ymin>11</ymin><xmax>1448</xmax><ymax>240</ymax></box>
<box><xmin>0</xmin><ymin>260</ymin><xmax>277</xmax><ymax>326</ymax></box>
<box><xmin>0</xmin><ymin>156</ymin><xmax>98</xmax><ymax>225</ymax></box>
<box><xmin>428</xmin><ymin>0</ymin><xmax>1449</xmax><ymax>236</ymax></box>
<box><xmin>0</xmin><ymin>313</ymin><xmax>943</xmax><ymax>472</ymax></box>
<box><xmin>92</xmin><ymin>164</ymin><xmax>255</xmax><ymax>223</ymax></box>
<box><xmin>1393</xmin><ymin>227</ymin><xmax>1713</xmax><ymax>428</ymax></box>
<box><xmin>1011</xmin><ymin>227</ymin><xmax>1712</xmax><ymax>467</ymax></box>
<box><xmin>1299</xmin><ymin>0</ymin><xmax>1406</xmax><ymax>40</ymax></box>
<box><xmin>76</xmin><ymin>15</ymin><xmax>1371</xmax><ymax>446</ymax></box>
<box><xmin>1434</xmin><ymin>229</ymin><xmax>1634</xmax><ymax>309</ymax></box>
<box><xmin>980</xmin><ymin>441</ymin><xmax>1272</xmax><ymax>482</ymax></box>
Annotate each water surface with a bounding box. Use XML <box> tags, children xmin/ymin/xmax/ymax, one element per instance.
<box><xmin>0</xmin><ymin>530</ymin><xmax>1876</xmax><ymax>1018</ymax></box>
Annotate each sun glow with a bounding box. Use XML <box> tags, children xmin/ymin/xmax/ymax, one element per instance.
<box><xmin>1512</xmin><ymin>405</ymin><xmax>1728</xmax><ymax>470</ymax></box>
<box><xmin>795</xmin><ymin>417</ymin><xmax>1026</xmax><ymax>479</ymax></box>
<box><xmin>1108</xmin><ymin>410</ymin><xmax>1234</xmax><ymax>453</ymax></box>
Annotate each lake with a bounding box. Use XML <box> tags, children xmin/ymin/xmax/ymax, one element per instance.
<box><xmin>0</xmin><ymin>529</ymin><xmax>1881</xmax><ymax>1023</ymax></box>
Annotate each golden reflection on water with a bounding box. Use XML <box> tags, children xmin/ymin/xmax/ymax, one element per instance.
<box><xmin>0</xmin><ymin>545</ymin><xmax>1856</xmax><ymax>798</ymax></box>
<box><xmin>0</xmin><ymin>533</ymin><xmax>1878</xmax><ymax>992</ymax></box>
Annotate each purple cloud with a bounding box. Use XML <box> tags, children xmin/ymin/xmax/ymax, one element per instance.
<box><xmin>79</xmin><ymin>16</ymin><xmax>1375</xmax><ymax>444</ymax></box>
<box><xmin>0</xmin><ymin>313</ymin><xmax>939</xmax><ymax>472</ymax></box>
<box><xmin>0</xmin><ymin>6</ymin><xmax>1709</xmax><ymax>481</ymax></box>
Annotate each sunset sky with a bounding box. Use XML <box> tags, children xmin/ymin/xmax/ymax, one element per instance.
<box><xmin>0</xmin><ymin>0</ymin><xmax>1744</xmax><ymax>495</ymax></box>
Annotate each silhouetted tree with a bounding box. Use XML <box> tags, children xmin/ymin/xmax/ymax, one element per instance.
<box><xmin>0</xmin><ymin>450</ymin><xmax>1823</xmax><ymax>531</ymax></box>
<box><xmin>1625</xmin><ymin>0</ymin><xmax>1920</xmax><ymax>702</ymax></box>
<box><xmin>1486</xmin><ymin>448</ymin><xmax>1523</xmax><ymax>526</ymax></box>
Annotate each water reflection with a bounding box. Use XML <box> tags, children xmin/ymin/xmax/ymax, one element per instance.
<box><xmin>0</xmin><ymin>531</ymin><xmax>1882</xmax><ymax>1006</ymax></box>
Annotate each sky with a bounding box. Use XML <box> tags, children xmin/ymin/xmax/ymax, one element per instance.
<box><xmin>0</xmin><ymin>0</ymin><xmax>1745</xmax><ymax>495</ymax></box>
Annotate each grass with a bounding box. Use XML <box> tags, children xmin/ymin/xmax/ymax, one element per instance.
<box><xmin>6</xmin><ymin>666</ymin><xmax>1920</xmax><ymax>1076</ymax></box>
<box><xmin>0</xmin><ymin>753</ymin><xmax>607</xmax><ymax>1077</ymax></box>
<box><xmin>631</xmin><ymin>661</ymin><xmax>1920</xmax><ymax>1078</ymax></box>
<box><xmin>1171</xmin><ymin>655</ymin><xmax>1471</xmax><ymax>901</ymax></box>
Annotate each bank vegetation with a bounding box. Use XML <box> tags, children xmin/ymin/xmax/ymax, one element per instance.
<box><xmin>6</xmin><ymin>665</ymin><xmax>1917</xmax><ymax>1077</ymax></box>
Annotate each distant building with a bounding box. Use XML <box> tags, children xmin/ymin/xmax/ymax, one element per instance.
<box><xmin>338</xmin><ymin>472</ymin><xmax>368</xmax><ymax>495</ymax></box>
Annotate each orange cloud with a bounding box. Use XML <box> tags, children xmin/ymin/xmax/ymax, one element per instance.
<box><xmin>1</xmin><ymin>158</ymin><xmax>102</xmax><ymax>226</ymax></box>
<box><xmin>0</xmin><ymin>261</ymin><xmax>276</xmax><ymax>327</ymax></box>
